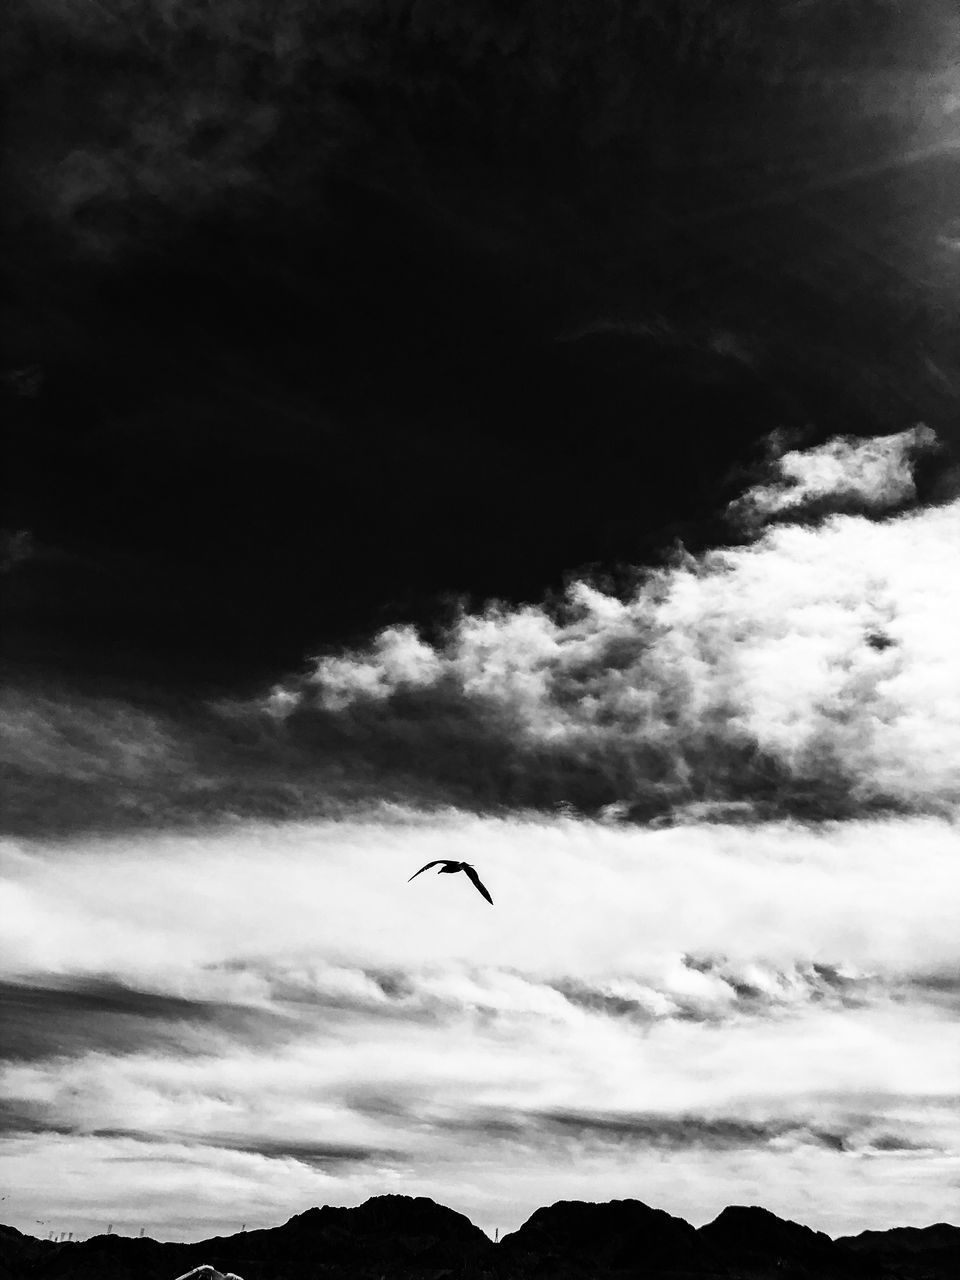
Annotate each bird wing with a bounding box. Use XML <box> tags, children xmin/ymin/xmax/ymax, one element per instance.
<box><xmin>408</xmin><ymin>860</ymin><xmax>448</xmax><ymax>881</ymax></box>
<box><xmin>463</xmin><ymin>864</ymin><xmax>493</xmax><ymax>904</ymax></box>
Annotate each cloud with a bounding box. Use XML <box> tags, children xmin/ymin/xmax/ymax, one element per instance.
<box><xmin>281</xmin><ymin>630</ymin><xmax>444</xmax><ymax>715</ymax></box>
<box><xmin>0</xmin><ymin>684</ymin><xmax>444</xmax><ymax>839</ymax></box>
<box><xmin>0</xmin><ymin>1130</ymin><xmax>374</xmax><ymax>1241</ymax></box>
<box><xmin>527</xmin><ymin>1109</ymin><xmax>849</xmax><ymax>1153</ymax></box>
<box><xmin>3</xmin><ymin>807</ymin><xmax>960</xmax><ymax>1238</ymax></box>
<box><xmin>257</xmin><ymin>450</ymin><xmax>959</xmax><ymax>821</ymax></box>
<box><xmin>8</xmin><ymin>814</ymin><xmax>960</xmax><ymax>1016</ymax></box>
<box><xmin>8</xmin><ymin>0</ymin><xmax>296</xmax><ymax>257</ymax></box>
<box><xmin>419</xmin><ymin>1103</ymin><xmax>894</xmax><ymax>1160</ymax></box>
<box><xmin>0</xmin><ymin>689</ymin><xmax>187</xmax><ymax>786</ymax></box>
<box><xmin>3</xmin><ymin>427</ymin><xmax>958</xmax><ymax>1238</ymax></box>
<box><xmin>0</xmin><ymin>1097</ymin><xmax>74</xmax><ymax>1138</ymax></box>
<box><xmin>866</xmin><ymin>1132</ymin><xmax>941</xmax><ymax>1153</ymax></box>
<box><xmin>727</xmin><ymin>425</ymin><xmax>941</xmax><ymax>530</ymax></box>
<box><xmin>0</xmin><ymin>688</ymin><xmax>202</xmax><ymax>837</ymax></box>
<box><xmin>4</xmin><ymin>429</ymin><xmax>956</xmax><ymax>837</ymax></box>
<box><xmin>6</xmin><ymin>812</ymin><xmax>960</xmax><ymax>980</ymax></box>
<box><xmin>3</xmin><ymin>988</ymin><xmax>959</xmax><ymax>1237</ymax></box>
<box><xmin>554</xmin><ymin>957</ymin><xmax>871</xmax><ymax>1025</ymax></box>
<box><xmin>0</xmin><ymin>529</ymin><xmax>37</xmax><ymax>573</ymax></box>
<box><xmin>0</xmin><ymin>976</ymin><xmax>299</xmax><ymax>1064</ymax></box>
<box><xmin>198</xmin><ymin>1136</ymin><xmax>397</xmax><ymax>1170</ymax></box>
<box><xmin>3</xmin><ymin>813</ymin><xmax>960</xmax><ymax>1180</ymax></box>
<box><xmin>7</xmin><ymin>0</ymin><xmax>914</xmax><ymax>260</ymax></box>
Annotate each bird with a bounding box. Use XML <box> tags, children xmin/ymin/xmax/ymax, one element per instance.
<box><xmin>408</xmin><ymin>859</ymin><xmax>493</xmax><ymax>904</ymax></box>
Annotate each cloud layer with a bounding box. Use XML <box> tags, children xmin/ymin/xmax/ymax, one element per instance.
<box><xmin>2</xmin><ymin>426</ymin><xmax>958</xmax><ymax>1241</ymax></box>
<box><xmin>2</xmin><ymin>809</ymin><xmax>960</xmax><ymax>1238</ymax></box>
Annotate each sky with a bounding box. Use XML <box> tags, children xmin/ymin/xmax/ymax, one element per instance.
<box><xmin>3</xmin><ymin>0</ymin><xmax>960</xmax><ymax>1249</ymax></box>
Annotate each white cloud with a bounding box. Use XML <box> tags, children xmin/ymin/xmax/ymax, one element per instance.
<box><xmin>258</xmin><ymin>489</ymin><xmax>960</xmax><ymax>817</ymax></box>
<box><xmin>281</xmin><ymin>627</ymin><xmax>444</xmax><ymax>713</ymax></box>
<box><xmin>0</xmin><ymin>1131</ymin><xmax>366</xmax><ymax>1242</ymax></box>
<box><xmin>3</xmin><ymin>805</ymin><xmax>960</xmax><ymax>1239</ymax></box>
<box><xmin>3</xmin><ymin>988</ymin><xmax>960</xmax><ymax>1239</ymax></box>
<box><xmin>5</xmin><ymin>1122</ymin><xmax>957</xmax><ymax>1244</ymax></box>
<box><xmin>3</xmin><ymin>812</ymin><xmax>960</xmax><ymax>980</ymax></box>
<box><xmin>728</xmin><ymin>425</ymin><xmax>939</xmax><ymax>529</ymax></box>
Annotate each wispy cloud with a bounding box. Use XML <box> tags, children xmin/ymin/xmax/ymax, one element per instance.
<box><xmin>0</xmin><ymin>686</ymin><xmax>436</xmax><ymax>839</ymax></box>
<box><xmin>0</xmin><ymin>976</ymin><xmax>299</xmax><ymax>1064</ymax></box>
<box><xmin>523</xmin><ymin>1110</ymin><xmax>856</xmax><ymax>1153</ymax></box>
<box><xmin>2</xmin><ymin>807</ymin><xmax>960</xmax><ymax>1235</ymax></box>
<box><xmin>4</xmin><ymin>813</ymin><xmax>960</xmax><ymax>977</ymax></box>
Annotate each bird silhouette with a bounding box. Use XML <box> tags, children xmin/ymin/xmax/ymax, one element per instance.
<box><xmin>408</xmin><ymin>859</ymin><xmax>493</xmax><ymax>904</ymax></box>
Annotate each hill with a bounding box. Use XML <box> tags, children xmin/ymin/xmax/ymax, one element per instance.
<box><xmin>3</xmin><ymin>1195</ymin><xmax>959</xmax><ymax>1279</ymax></box>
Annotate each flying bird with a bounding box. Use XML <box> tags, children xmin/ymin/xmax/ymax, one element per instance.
<box><xmin>408</xmin><ymin>859</ymin><xmax>493</xmax><ymax>904</ymax></box>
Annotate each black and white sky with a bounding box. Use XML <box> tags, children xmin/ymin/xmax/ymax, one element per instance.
<box><xmin>2</xmin><ymin>0</ymin><xmax>960</xmax><ymax>1245</ymax></box>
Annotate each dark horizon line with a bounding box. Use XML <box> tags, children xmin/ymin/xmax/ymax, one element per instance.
<box><xmin>5</xmin><ymin>1190</ymin><xmax>957</xmax><ymax>1248</ymax></box>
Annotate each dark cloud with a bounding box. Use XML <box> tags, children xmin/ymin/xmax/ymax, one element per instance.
<box><xmin>897</xmin><ymin>970</ymin><xmax>960</xmax><ymax>1015</ymax></box>
<box><xmin>88</xmin><ymin>1129</ymin><xmax>173</xmax><ymax>1147</ymax></box>
<box><xmin>0</xmin><ymin>977</ymin><xmax>298</xmax><ymax>1063</ymax></box>
<box><xmin>8</xmin><ymin>0</ymin><xmax>947</xmax><ymax>263</ymax></box>
<box><xmin>867</xmin><ymin>1133</ymin><xmax>939</xmax><ymax>1153</ymax></box>
<box><xmin>905</xmin><ymin>970</ymin><xmax>960</xmax><ymax>995</ymax></box>
<box><xmin>525</xmin><ymin>1110</ymin><xmax>952</xmax><ymax>1160</ymax></box>
<box><xmin>0</xmin><ymin>1097</ymin><xmax>75</xmax><ymax>1138</ymax></box>
<box><xmin>0</xmin><ymin>683</ymin><xmax>453</xmax><ymax>838</ymax></box>
<box><xmin>0</xmin><ymin>1103</ymin><xmax>399</xmax><ymax>1168</ymax></box>
<box><xmin>553</xmin><ymin>983</ymin><xmax>662</xmax><ymax>1023</ymax></box>
<box><xmin>0</xmin><ymin>1109</ymin><xmax>396</xmax><ymax>1168</ymax></box>
<box><xmin>808</xmin><ymin>1129</ymin><xmax>849</xmax><ymax>1153</ymax></box>
<box><xmin>106</xmin><ymin>1151</ymin><xmax>201</xmax><ymax>1165</ymax></box>
<box><xmin>248</xmin><ymin>967</ymin><xmax>448</xmax><ymax>1027</ymax></box>
<box><xmin>553</xmin><ymin>958</ymin><xmax>873</xmax><ymax>1025</ymax></box>
<box><xmin>5</xmin><ymin>420</ymin><xmax>955</xmax><ymax>840</ymax></box>
<box><xmin>535</xmin><ymin>1109</ymin><xmax>826</xmax><ymax>1151</ymax></box>
<box><xmin>343</xmin><ymin>1088</ymin><xmax>436</xmax><ymax>1126</ymax></box>
<box><xmin>200</xmin><ymin>1135</ymin><xmax>400</xmax><ymax>1170</ymax></box>
<box><xmin>0</xmin><ymin>529</ymin><xmax>38</xmax><ymax>573</ymax></box>
<box><xmin>5</xmin><ymin>0</ymin><xmax>960</xmax><ymax>698</ymax></box>
<box><xmin>4</xmin><ymin>1</ymin><xmax>960</xmax><ymax>842</ymax></box>
<box><xmin>0</xmin><ymin>1092</ymin><xmax>942</xmax><ymax>1167</ymax></box>
<box><xmin>427</xmin><ymin>1105</ymin><xmax>860</xmax><ymax>1154</ymax></box>
<box><xmin>213</xmin><ymin>957</ymin><xmax>872</xmax><ymax>1039</ymax></box>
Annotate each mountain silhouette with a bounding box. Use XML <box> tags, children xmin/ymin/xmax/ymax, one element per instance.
<box><xmin>2</xmin><ymin>1194</ymin><xmax>959</xmax><ymax>1279</ymax></box>
<box><xmin>498</xmin><ymin>1198</ymin><xmax>709</xmax><ymax>1273</ymax></box>
<box><xmin>698</xmin><ymin>1206</ymin><xmax>874</xmax><ymax>1277</ymax></box>
<box><xmin>0</xmin><ymin>1197</ymin><xmax>490</xmax><ymax>1280</ymax></box>
<box><xmin>836</xmin><ymin>1223</ymin><xmax>960</xmax><ymax>1280</ymax></box>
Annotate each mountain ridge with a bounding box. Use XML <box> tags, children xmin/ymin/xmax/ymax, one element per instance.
<box><xmin>2</xmin><ymin>1194</ymin><xmax>959</xmax><ymax>1279</ymax></box>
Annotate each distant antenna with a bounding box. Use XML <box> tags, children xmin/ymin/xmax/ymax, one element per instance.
<box><xmin>108</xmin><ymin>1224</ymin><xmax>113</xmax><ymax>1235</ymax></box>
<box><xmin>139</xmin><ymin>1227</ymin><xmax>145</xmax><ymax>1238</ymax></box>
<box><xmin>495</xmin><ymin>1228</ymin><xmax>499</xmax><ymax>1243</ymax></box>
